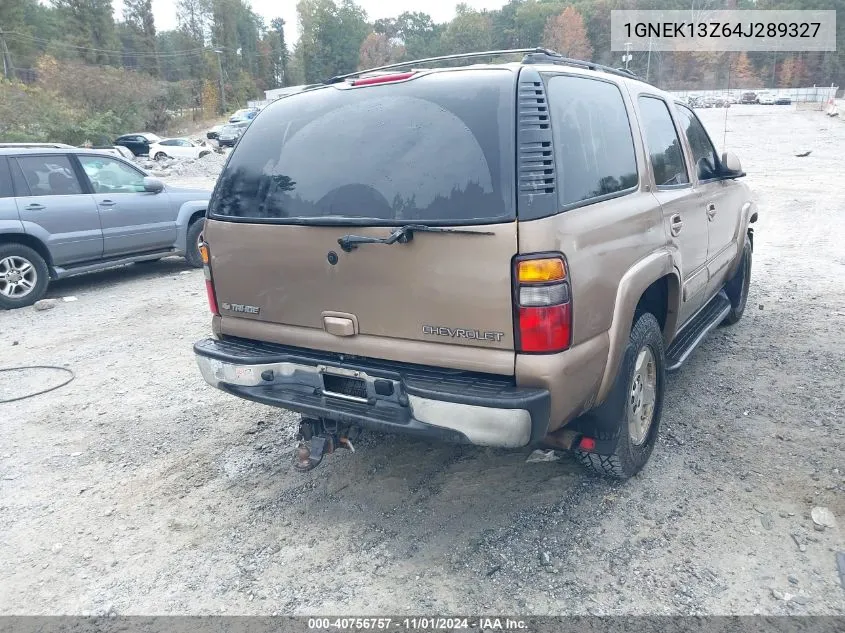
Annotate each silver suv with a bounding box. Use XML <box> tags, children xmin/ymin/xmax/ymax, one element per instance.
<box><xmin>0</xmin><ymin>148</ymin><xmax>211</xmax><ymax>309</ymax></box>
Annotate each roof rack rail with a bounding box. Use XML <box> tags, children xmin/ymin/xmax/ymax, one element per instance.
<box><xmin>521</xmin><ymin>50</ymin><xmax>641</xmax><ymax>80</ymax></box>
<box><xmin>326</xmin><ymin>47</ymin><xmax>643</xmax><ymax>85</ymax></box>
<box><xmin>325</xmin><ymin>48</ymin><xmax>555</xmax><ymax>84</ymax></box>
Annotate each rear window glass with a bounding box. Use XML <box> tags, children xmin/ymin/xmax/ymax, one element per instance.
<box><xmin>209</xmin><ymin>70</ymin><xmax>515</xmax><ymax>224</ymax></box>
<box><xmin>545</xmin><ymin>75</ymin><xmax>638</xmax><ymax>208</ymax></box>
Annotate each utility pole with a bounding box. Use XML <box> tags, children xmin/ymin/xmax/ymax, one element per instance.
<box><xmin>0</xmin><ymin>29</ymin><xmax>14</xmax><ymax>81</ymax></box>
<box><xmin>214</xmin><ymin>49</ymin><xmax>226</xmax><ymax>115</ymax></box>
<box><xmin>645</xmin><ymin>37</ymin><xmax>653</xmax><ymax>81</ymax></box>
<box><xmin>771</xmin><ymin>51</ymin><xmax>777</xmax><ymax>89</ymax></box>
<box><xmin>623</xmin><ymin>42</ymin><xmax>632</xmax><ymax>71</ymax></box>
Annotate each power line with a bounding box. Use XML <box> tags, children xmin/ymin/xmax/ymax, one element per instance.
<box><xmin>3</xmin><ymin>31</ymin><xmax>280</xmax><ymax>61</ymax></box>
<box><xmin>2</xmin><ymin>31</ymin><xmax>206</xmax><ymax>58</ymax></box>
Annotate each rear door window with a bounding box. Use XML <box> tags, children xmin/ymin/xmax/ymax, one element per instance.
<box><xmin>637</xmin><ymin>97</ymin><xmax>690</xmax><ymax>188</ymax></box>
<box><xmin>13</xmin><ymin>155</ymin><xmax>84</xmax><ymax>196</ymax></box>
<box><xmin>210</xmin><ymin>69</ymin><xmax>515</xmax><ymax>224</ymax></box>
<box><xmin>545</xmin><ymin>75</ymin><xmax>638</xmax><ymax>208</ymax></box>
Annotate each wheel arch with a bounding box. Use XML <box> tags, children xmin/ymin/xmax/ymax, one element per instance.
<box><xmin>173</xmin><ymin>201</ymin><xmax>208</xmax><ymax>253</ymax></box>
<box><xmin>594</xmin><ymin>250</ymin><xmax>679</xmax><ymax>404</ymax></box>
<box><xmin>0</xmin><ymin>232</ymin><xmax>55</xmax><ymax>277</ymax></box>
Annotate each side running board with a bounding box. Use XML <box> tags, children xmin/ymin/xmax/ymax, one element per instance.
<box><xmin>666</xmin><ymin>290</ymin><xmax>731</xmax><ymax>372</ymax></box>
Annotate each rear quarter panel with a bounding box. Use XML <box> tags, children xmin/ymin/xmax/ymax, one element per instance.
<box><xmin>515</xmin><ymin>73</ymin><xmax>675</xmax><ymax>430</ymax></box>
<box><xmin>0</xmin><ymin>202</ymin><xmax>25</xmax><ymax>232</ymax></box>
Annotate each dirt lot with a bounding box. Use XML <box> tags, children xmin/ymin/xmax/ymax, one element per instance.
<box><xmin>1</xmin><ymin>105</ymin><xmax>843</xmax><ymax>616</ymax></box>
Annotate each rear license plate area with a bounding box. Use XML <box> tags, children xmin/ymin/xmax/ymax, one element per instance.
<box><xmin>321</xmin><ymin>373</ymin><xmax>368</xmax><ymax>401</ymax></box>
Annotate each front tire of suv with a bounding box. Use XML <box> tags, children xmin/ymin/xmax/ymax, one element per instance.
<box><xmin>0</xmin><ymin>244</ymin><xmax>50</xmax><ymax>310</ymax></box>
<box><xmin>575</xmin><ymin>312</ymin><xmax>666</xmax><ymax>479</ymax></box>
<box><xmin>722</xmin><ymin>238</ymin><xmax>752</xmax><ymax>326</ymax></box>
<box><xmin>185</xmin><ymin>219</ymin><xmax>205</xmax><ymax>268</ymax></box>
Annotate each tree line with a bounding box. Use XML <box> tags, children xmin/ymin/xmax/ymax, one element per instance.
<box><xmin>1</xmin><ymin>0</ymin><xmax>843</xmax><ymax>144</ymax></box>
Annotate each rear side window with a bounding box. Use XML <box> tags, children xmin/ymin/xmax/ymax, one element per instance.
<box><xmin>14</xmin><ymin>155</ymin><xmax>83</xmax><ymax>196</ymax></box>
<box><xmin>638</xmin><ymin>97</ymin><xmax>690</xmax><ymax>188</ymax></box>
<box><xmin>0</xmin><ymin>158</ymin><xmax>12</xmax><ymax>198</ymax></box>
<box><xmin>545</xmin><ymin>75</ymin><xmax>638</xmax><ymax>208</ymax></box>
<box><xmin>210</xmin><ymin>70</ymin><xmax>515</xmax><ymax>224</ymax></box>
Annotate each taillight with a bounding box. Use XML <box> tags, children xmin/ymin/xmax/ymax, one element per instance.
<box><xmin>351</xmin><ymin>72</ymin><xmax>416</xmax><ymax>86</ymax></box>
<box><xmin>200</xmin><ymin>242</ymin><xmax>219</xmax><ymax>316</ymax></box>
<box><xmin>514</xmin><ymin>255</ymin><xmax>571</xmax><ymax>353</ymax></box>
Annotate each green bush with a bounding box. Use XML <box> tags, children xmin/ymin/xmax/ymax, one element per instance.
<box><xmin>0</xmin><ymin>56</ymin><xmax>196</xmax><ymax>145</ymax></box>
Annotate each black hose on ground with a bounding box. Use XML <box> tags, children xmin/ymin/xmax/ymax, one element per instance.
<box><xmin>0</xmin><ymin>366</ymin><xmax>75</xmax><ymax>404</ymax></box>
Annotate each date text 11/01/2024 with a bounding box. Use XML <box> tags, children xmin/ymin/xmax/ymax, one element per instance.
<box><xmin>624</xmin><ymin>21</ymin><xmax>822</xmax><ymax>39</ymax></box>
<box><xmin>308</xmin><ymin>618</ymin><xmax>528</xmax><ymax>630</ymax></box>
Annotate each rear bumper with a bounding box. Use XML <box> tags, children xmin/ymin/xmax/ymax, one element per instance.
<box><xmin>194</xmin><ymin>337</ymin><xmax>550</xmax><ymax>448</ymax></box>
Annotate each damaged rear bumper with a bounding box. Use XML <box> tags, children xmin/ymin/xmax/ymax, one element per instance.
<box><xmin>194</xmin><ymin>337</ymin><xmax>550</xmax><ymax>448</ymax></box>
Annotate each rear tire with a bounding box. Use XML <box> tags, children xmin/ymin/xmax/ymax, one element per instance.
<box><xmin>154</xmin><ymin>152</ymin><xmax>168</xmax><ymax>161</ymax></box>
<box><xmin>722</xmin><ymin>239</ymin><xmax>752</xmax><ymax>326</ymax></box>
<box><xmin>185</xmin><ymin>219</ymin><xmax>205</xmax><ymax>268</ymax></box>
<box><xmin>576</xmin><ymin>312</ymin><xmax>666</xmax><ymax>479</ymax></box>
<box><xmin>0</xmin><ymin>244</ymin><xmax>50</xmax><ymax>310</ymax></box>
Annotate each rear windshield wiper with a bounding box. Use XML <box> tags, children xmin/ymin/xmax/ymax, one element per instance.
<box><xmin>337</xmin><ymin>224</ymin><xmax>494</xmax><ymax>252</ymax></box>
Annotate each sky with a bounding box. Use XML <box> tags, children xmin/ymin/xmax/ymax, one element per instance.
<box><xmin>117</xmin><ymin>0</ymin><xmax>509</xmax><ymax>49</ymax></box>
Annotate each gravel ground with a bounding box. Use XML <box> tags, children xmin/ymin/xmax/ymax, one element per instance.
<box><xmin>0</xmin><ymin>105</ymin><xmax>843</xmax><ymax>616</ymax></box>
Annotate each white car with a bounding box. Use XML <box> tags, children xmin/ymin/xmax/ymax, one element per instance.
<box><xmin>758</xmin><ymin>92</ymin><xmax>776</xmax><ymax>105</ymax></box>
<box><xmin>148</xmin><ymin>138</ymin><xmax>212</xmax><ymax>161</ymax></box>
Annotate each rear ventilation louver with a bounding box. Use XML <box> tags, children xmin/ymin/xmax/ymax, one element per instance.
<box><xmin>518</xmin><ymin>79</ymin><xmax>555</xmax><ymax>196</ymax></box>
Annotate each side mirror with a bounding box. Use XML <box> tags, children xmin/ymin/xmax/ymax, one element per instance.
<box><xmin>143</xmin><ymin>177</ymin><xmax>164</xmax><ymax>193</ymax></box>
<box><xmin>721</xmin><ymin>151</ymin><xmax>744</xmax><ymax>177</ymax></box>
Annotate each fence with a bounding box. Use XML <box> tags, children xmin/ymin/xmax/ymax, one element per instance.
<box><xmin>669</xmin><ymin>85</ymin><xmax>838</xmax><ymax>104</ymax></box>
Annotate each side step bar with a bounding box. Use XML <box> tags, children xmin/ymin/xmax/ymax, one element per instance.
<box><xmin>666</xmin><ymin>290</ymin><xmax>731</xmax><ymax>372</ymax></box>
<box><xmin>52</xmin><ymin>249</ymin><xmax>179</xmax><ymax>279</ymax></box>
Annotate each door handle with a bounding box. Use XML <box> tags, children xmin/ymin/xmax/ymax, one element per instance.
<box><xmin>670</xmin><ymin>213</ymin><xmax>684</xmax><ymax>236</ymax></box>
<box><xmin>24</xmin><ymin>203</ymin><xmax>45</xmax><ymax>211</ymax></box>
<box><xmin>706</xmin><ymin>202</ymin><xmax>717</xmax><ymax>220</ymax></box>
<box><xmin>99</xmin><ymin>200</ymin><xmax>117</xmax><ymax>208</ymax></box>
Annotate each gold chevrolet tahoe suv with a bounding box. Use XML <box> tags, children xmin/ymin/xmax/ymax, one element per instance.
<box><xmin>193</xmin><ymin>48</ymin><xmax>757</xmax><ymax>479</ymax></box>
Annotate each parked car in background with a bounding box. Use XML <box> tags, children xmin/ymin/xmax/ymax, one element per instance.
<box><xmin>217</xmin><ymin>121</ymin><xmax>250</xmax><ymax>147</ymax></box>
<box><xmin>114</xmin><ymin>133</ymin><xmax>162</xmax><ymax>156</ymax></box>
<box><xmin>740</xmin><ymin>91</ymin><xmax>758</xmax><ymax>104</ymax></box>
<box><xmin>206</xmin><ymin>124</ymin><xmax>225</xmax><ymax>140</ymax></box>
<box><xmin>90</xmin><ymin>145</ymin><xmax>136</xmax><ymax>160</ymax></box>
<box><xmin>148</xmin><ymin>138</ymin><xmax>212</xmax><ymax>161</ymax></box>
<box><xmin>758</xmin><ymin>92</ymin><xmax>776</xmax><ymax>105</ymax></box>
<box><xmin>706</xmin><ymin>97</ymin><xmax>729</xmax><ymax>108</ymax></box>
<box><xmin>775</xmin><ymin>95</ymin><xmax>792</xmax><ymax>105</ymax></box>
<box><xmin>726</xmin><ymin>95</ymin><xmax>739</xmax><ymax>105</ymax></box>
<box><xmin>228</xmin><ymin>108</ymin><xmax>259</xmax><ymax>123</ymax></box>
<box><xmin>0</xmin><ymin>148</ymin><xmax>211</xmax><ymax>309</ymax></box>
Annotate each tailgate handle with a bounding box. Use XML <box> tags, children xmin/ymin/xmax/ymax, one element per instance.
<box><xmin>323</xmin><ymin>315</ymin><xmax>356</xmax><ymax>337</ymax></box>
